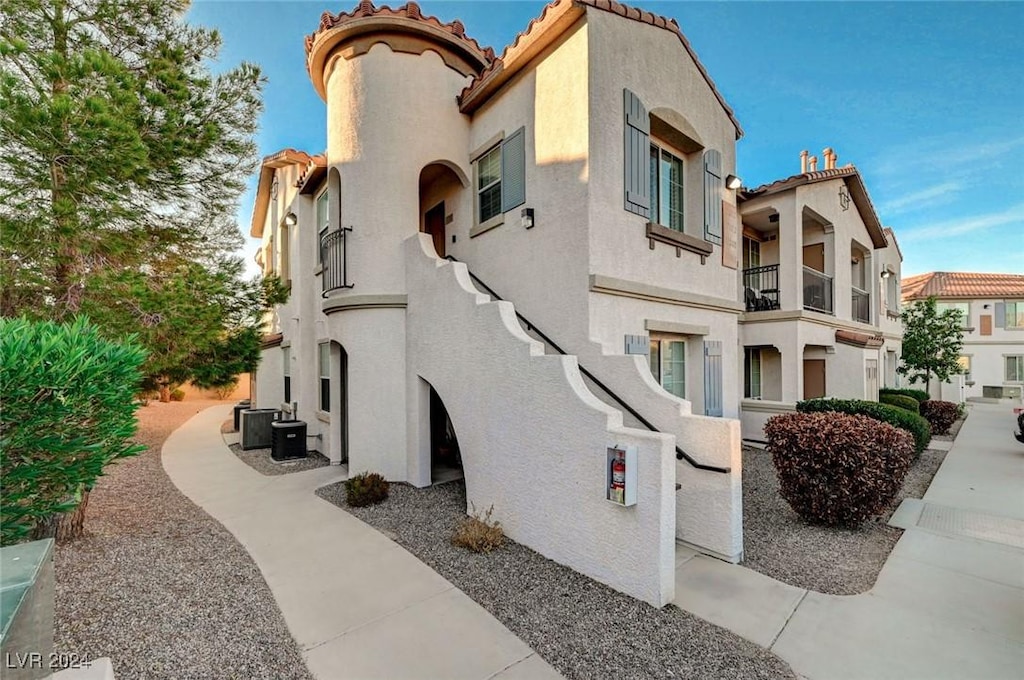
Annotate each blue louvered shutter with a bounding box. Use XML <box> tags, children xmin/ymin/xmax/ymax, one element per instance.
<box><xmin>624</xmin><ymin>89</ymin><xmax>650</xmax><ymax>218</ymax></box>
<box><xmin>994</xmin><ymin>302</ymin><xmax>1006</xmax><ymax>328</ymax></box>
<box><xmin>501</xmin><ymin>127</ymin><xmax>526</xmax><ymax>212</ymax></box>
<box><xmin>704</xmin><ymin>340</ymin><xmax>723</xmax><ymax>417</ymax></box>
<box><xmin>703</xmin><ymin>149</ymin><xmax>723</xmax><ymax>244</ymax></box>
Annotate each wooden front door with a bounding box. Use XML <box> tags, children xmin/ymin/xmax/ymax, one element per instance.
<box><xmin>803</xmin><ymin>359</ymin><xmax>826</xmax><ymax>399</ymax></box>
<box><xmin>424</xmin><ymin>202</ymin><xmax>446</xmax><ymax>258</ymax></box>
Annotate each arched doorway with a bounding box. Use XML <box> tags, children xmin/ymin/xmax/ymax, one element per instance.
<box><xmin>324</xmin><ymin>340</ymin><xmax>348</xmax><ymax>464</ymax></box>
<box><xmin>426</xmin><ymin>383</ymin><xmax>462</xmax><ymax>484</ymax></box>
<box><xmin>418</xmin><ymin>161</ymin><xmax>468</xmax><ymax>259</ymax></box>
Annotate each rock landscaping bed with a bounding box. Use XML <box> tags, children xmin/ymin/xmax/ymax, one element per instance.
<box><xmin>741</xmin><ymin>443</ymin><xmax>948</xmax><ymax>595</ymax></box>
<box><xmin>55</xmin><ymin>401</ymin><xmax>312</xmax><ymax>680</ymax></box>
<box><xmin>226</xmin><ymin>440</ymin><xmax>330</xmax><ymax>476</ymax></box>
<box><xmin>316</xmin><ymin>480</ymin><xmax>795</xmax><ymax>680</ymax></box>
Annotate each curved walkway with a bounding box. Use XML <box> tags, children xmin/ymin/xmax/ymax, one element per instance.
<box><xmin>162</xmin><ymin>405</ymin><xmax>561</xmax><ymax>680</ymax></box>
<box><xmin>674</xmin><ymin>402</ymin><xmax>1024</xmax><ymax>679</ymax></box>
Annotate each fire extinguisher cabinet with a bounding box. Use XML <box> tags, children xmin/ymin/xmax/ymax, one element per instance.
<box><xmin>606</xmin><ymin>446</ymin><xmax>638</xmax><ymax>506</ymax></box>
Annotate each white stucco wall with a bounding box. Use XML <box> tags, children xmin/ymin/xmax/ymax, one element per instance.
<box><xmin>405</xmin><ymin>234</ymin><xmax>676</xmax><ymax>606</ymax></box>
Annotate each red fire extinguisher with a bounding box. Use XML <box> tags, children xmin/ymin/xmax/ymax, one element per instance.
<box><xmin>610</xmin><ymin>451</ymin><xmax>626</xmax><ymax>503</ymax></box>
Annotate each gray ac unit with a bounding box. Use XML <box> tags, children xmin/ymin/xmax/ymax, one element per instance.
<box><xmin>240</xmin><ymin>408</ymin><xmax>281</xmax><ymax>450</ymax></box>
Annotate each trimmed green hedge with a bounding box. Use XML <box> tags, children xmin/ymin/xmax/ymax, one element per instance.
<box><xmin>796</xmin><ymin>398</ymin><xmax>932</xmax><ymax>456</ymax></box>
<box><xmin>880</xmin><ymin>393</ymin><xmax>920</xmax><ymax>414</ymax></box>
<box><xmin>879</xmin><ymin>388</ymin><xmax>930</xmax><ymax>404</ymax></box>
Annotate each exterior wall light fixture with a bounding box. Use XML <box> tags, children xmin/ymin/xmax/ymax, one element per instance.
<box><xmin>521</xmin><ymin>207</ymin><xmax>535</xmax><ymax>229</ymax></box>
<box><xmin>881</xmin><ymin>270</ymin><xmax>892</xmax><ymax>279</ymax></box>
<box><xmin>725</xmin><ymin>174</ymin><xmax>743</xmax><ymax>190</ymax></box>
<box><xmin>284</xmin><ymin>212</ymin><xmax>298</xmax><ymax>226</ymax></box>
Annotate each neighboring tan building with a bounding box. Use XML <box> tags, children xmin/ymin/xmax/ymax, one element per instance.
<box><xmin>901</xmin><ymin>272</ymin><xmax>1024</xmax><ymax>403</ymax></box>
<box><xmin>735</xmin><ymin>152</ymin><xmax>904</xmax><ymax>440</ymax></box>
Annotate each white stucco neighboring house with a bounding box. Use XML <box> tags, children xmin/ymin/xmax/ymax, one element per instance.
<box><xmin>900</xmin><ymin>272</ymin><xmax>1024</xmax><ymax>404</ymax></box>
<box><xmin>735</xmin><ymin>151</ymin><xmax>904</xmax><ymax>440</ymax></box>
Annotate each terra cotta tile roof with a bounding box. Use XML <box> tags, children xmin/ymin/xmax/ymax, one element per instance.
<box><xmin>456</xmin><ymin>0</ymin><xmax>743</xmax><ymax>138</ymax></box>
<box><xmin>901</xmin><ymin>272</ymin><xmax>1024</xmax><ymax>301</ymax></box>
<box><xmin>304</xmin><ymin>1</ymin><xmax>495</xmax><ymax>68</ymax></box>
<box><xmin>296</xmin><ymin>153</ymin><xmax>327</xmax><ymax>193</ymax></box>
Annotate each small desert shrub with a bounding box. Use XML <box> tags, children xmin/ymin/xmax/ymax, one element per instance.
<box><xmin>920</xmin><ymin>400</ymin><xmax>959</xmax><ymax>435</ymax></box>
<box><xmin>879</xmin><ymin>388</ymin><xmax>930</xmax><ymax>404</ymax></box>
<box><xmin>452</xmin><ymin>504</ymin><xmax>505</xmax><ymax>553</ymax></box>
<box><xmin>765</xmin><ymin>412</ymin><xmax>914</xmax><ymax>528</ymax></box>
<box><xmin>169</xmin><ymin>388</ymin><xmax>185</xmax><ymax>402</ymax></box>
<box><xmin>879</xmin><ymin>393</ymin><xmax>920</xmax><ymax>414</ymax></box>
<box><xmin>797</xmin><ymin>398</ymin><xmax>931</xmax><ymax>457</ymax></box>
<box><xmin>344</xmin><ymin>472</ymin><xmax>389</xmax><ymax>507</ymax></box>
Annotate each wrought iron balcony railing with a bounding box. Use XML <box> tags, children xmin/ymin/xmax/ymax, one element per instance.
<box><xmin>852</xmin><ymin>287</ymin><xmax>870</xmax><ymax>324</ymax></box>
<box><xmin>803</xmin><ymin>267</ymin><xmax>833</xmax><ymax>315</ymax></box>
<box><xmin>321</xmin><ymin>228</ymin><xmax>353</xmax><ymax>296</ymax></box>
<box><xmin>742</xmin><ymin>264</ymin><xmax>780</xmax><ymax>312</ymax></box>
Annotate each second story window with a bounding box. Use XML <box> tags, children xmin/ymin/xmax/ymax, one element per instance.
<box><xmin>316</xmin><ymin>190</ymin><xmax>329</xmax><ymax>263</ymax></box>
<box><xmin>937</xmin><ymin>301</ymin><xmax>969</xmax><ymax>328</ymax></box>
<box><xmin>1004</xmin><ymin>301</ymin><xmax>1024</xmax><ymax>329</ymax></box>
<box><xmin>650</xmin><ymin>145</ymin><xmax>684</xmax><ymax>232</ymax></box>
<box><xmin>477</xmin><ymin>145</ymin><xmax>502</xmax><ymax>223</ymax></box>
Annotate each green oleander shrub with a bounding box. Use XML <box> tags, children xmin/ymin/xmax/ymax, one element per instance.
<box><xmin>344</xmin><ymin>472</ymin><xmax>389</xmax><ymax>507</ymax></box>
<box><xmin>879</xmin><ymin>393</ymin><xmax>920</xmax><ymax>414</ymax></box>
<box><xmin>920</xmin><ymin>400</ymin><xmax>959</xmax><ymax>435</ymax></box>
<box><xmin>0</xmin><ymin>317</ymin><xmax>146</xmax><ymax>545</ymax></box>
<box><xmin>796</xmin><ymin>398</ymin><xmax>931</xmax><ymax>456</ymax></box>
<box><xmin>879</xmin><ymin>388</ymin><xmax>930</xmax><ymax>404</ymax></box>
<box><xmin>765</xmin><ymin>412</ymin><xmax>914</xmax><ymax>528</ymax></box>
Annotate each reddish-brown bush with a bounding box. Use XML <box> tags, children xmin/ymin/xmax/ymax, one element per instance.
<box><xmin>920</xmin><ymin>400</ymin><xmax>959</xmax><ymax>435</ymax></box>
<box><xmin>764</xmin><ymin>412</ymin><xmax>915</xmax><ymax>528</ymax></box>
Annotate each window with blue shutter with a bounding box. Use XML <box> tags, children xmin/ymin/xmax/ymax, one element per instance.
<box><xmin>501</xmin><ymin>127</ymin><xmax>526</xmax><ymax>212</ymax></box>
<box><xmin>703</xmin><ymin>149</ymin><xmax>723</xmax><ymax>245</ymax></box>
<box><xmin>624</xmin><ymin>89</ymin><xmax>650</xmax><ymax>218</ymax></box>
<box><xmin>704</xmin><ymin>340</ymin><xmax>723</xmax><ymax>417</ymax></box>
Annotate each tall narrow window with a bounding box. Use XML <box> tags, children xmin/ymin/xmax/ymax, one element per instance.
<box><xmin>649</xmin><ymin>337</ymin><xmax>686</xmax><ymax>398</ymax></box>
<box><xmin>318</xmin><ymin>342</ymin><xmax>330</xmax><ymax>412</ymax></box>
<box><xmin>1006</xmin><ymin>355</ymin><xmax>1024</xmax><ymax>382</ymax></box>
<box><xmin>744</xmin><ymin>348</ymin><xmax>762</xmax><ymax>399</ymax></box>
<box><xmin>316</xmin><ymin>190</ymin><xmax>329</xmax><ymax>263</ymax></box>
<box><xmin>477</xmin><ymin>146</ymin><xmax>502</xmax><ymax>223</ymax></box>
<box><xmin>283</xmin><ymin>346</ymin><xmax>291</xmax><ymax>403</ymax></box>
<box><xmin>649</xmin><ymin>145</ymin><xmax>684</xmax><ymax>231</ymax></box>
<box><xmin>742</xmin><ymin>237</ymin><xmax>760</xmax><ymax>270</ymax></box>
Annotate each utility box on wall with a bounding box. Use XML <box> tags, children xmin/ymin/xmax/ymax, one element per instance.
<box><xmin>606</xmin><ymin>446</ymin><xmax>638</xmax><ymax>506</ymax></box>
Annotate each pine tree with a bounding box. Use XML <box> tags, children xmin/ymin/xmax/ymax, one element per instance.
<box><xmin>898</xmin><ymin>296</ymin><xmax>965</xmax><ymax>392</ymax></box>
<box><xmin>0</xmin><ymin>0</ymin><xmax>272</xmax><ymax>391</ymax></box>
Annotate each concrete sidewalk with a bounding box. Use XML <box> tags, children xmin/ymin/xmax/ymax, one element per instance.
<box><xmin>675</xmin><ymin>402</ymin><xmax>1024</xmax><ymax>680</ymax></box>
<box><xmin>162</xmin><ymin>405</ymin><xmax>561</xmax><ymax>680</ymax></box>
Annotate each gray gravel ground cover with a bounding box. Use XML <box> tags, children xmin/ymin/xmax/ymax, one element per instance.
<box><xmin>316</xmin><ymin>480</ymin><xmax>795</xmax><ymax>680</ymax></box>
<box><xmin>227</xmin><ymin>440</ymin><xmax>330</xmax><ymax>476</ymax></box>
<box><xmin>742</xmin><ymin>442</ymin><xmax>948</xmax><ymax>595</ymax></box>
<box><xmin>55</xmin><ymin>401</ymin><xmax>312</xmax><ymax>680</ymax></box>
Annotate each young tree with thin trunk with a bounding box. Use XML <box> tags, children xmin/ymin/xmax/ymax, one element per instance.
<box><xmin>898</xmin><ymin>296</ymin><xmax>965</xmax><ymax>393</ymax></box>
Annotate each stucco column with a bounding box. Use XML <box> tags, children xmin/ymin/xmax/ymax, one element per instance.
<box><xmin>779</xmin><ymin>332</ymin><xmax>803</xmax><ymax>403</ymax></box>
<box><xmin>778</xmin><ymin>197</ymin><xmax>802</xmax><ymax>311</ymax></box>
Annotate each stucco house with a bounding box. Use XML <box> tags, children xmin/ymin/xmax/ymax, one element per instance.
<box><xmin>735</xmin><ymin>151</ymin><xmax>904</xmax><ymax>440</ymax></box>
<box><xmin>246</xmin><ymin>0</ymin><xmax>904</xmax><ymax>606</ymax></box>
<box><xmin>901</xmin><ymin>272</ymin><xmax>1024</xmax><ymax>403</ymax></box>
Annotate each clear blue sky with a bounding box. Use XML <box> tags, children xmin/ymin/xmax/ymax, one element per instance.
<box><xmin>188</xmin><ymin>0</ymin><xmax>1024</xmax><ymax>278</ymax></box>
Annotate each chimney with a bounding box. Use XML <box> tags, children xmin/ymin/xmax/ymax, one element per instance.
<box><xmin>808</xmin><ymin>155</ymin><xmax>818</xmax><ymax>172</ymax></box>
<box><xmin>823</xmin><ymin>147</ymin><xmax>835</xmax><ymax>170</ymax></box>
<box><xmin>800</xmin><ymin>150</ymin><xmax>809</xmax><ymax>174</ymax></box>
